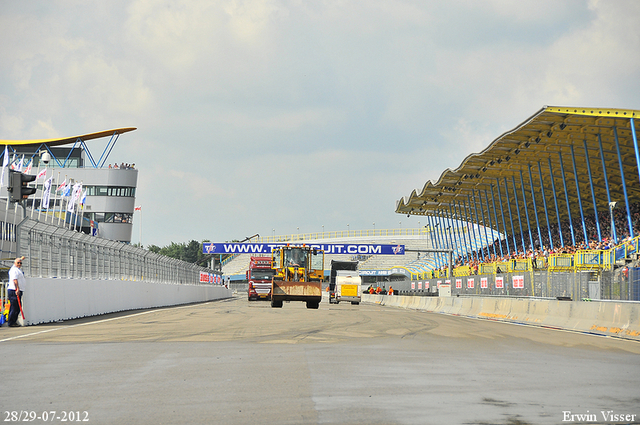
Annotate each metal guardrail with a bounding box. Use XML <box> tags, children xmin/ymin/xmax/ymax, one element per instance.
<box><xmin>17</xmin><ymin>218</ymin><xmax>219</xmax><ymax>284</ymax></box>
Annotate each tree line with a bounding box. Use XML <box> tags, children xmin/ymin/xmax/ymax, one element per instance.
<box><xmin>146</xmin><ymin>240</ymin><xmax>235</xmax><ymax>269</ymax></box>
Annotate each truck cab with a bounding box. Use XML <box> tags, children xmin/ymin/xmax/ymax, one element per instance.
<box><xmin>247</xmin><ymin>256</ymin><xmax>275</xmax><ymax>301</ymax></box>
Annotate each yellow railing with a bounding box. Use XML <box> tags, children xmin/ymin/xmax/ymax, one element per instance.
<box><xmin>575</xmin><ymin>250</ymin><xmax>606</xmax><ymax>271</ymax></box>
<box><xmin>453</xmin><ymin>265</ymin><xmax>471</xmax><ymax>277</ymax></box>
<box><xmin>479</xmin><ymin>263</ymin><xmax>495</xmax><ymax>274</ymax></box>
<box><xmin>448</xmin><ymin>235</ymin><xmax>640</xmax><ymax>276</ymax></box>
<box><xmin>548</xmin><ymin>254</ymin><xmax>574</xmax><ymax>272</ymax></box>
<box><xmin>494</xmin><ymin>261</ymin><xmax>509</xmax><ymax>274</ymax></box>
<box><xmin>510</xmin><ymin>258</ymin><xmax>531</xmax><ymax>272</ymax></box>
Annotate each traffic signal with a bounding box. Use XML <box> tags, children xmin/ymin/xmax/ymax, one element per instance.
<box><xmin>8</xmin><ymin>169</ymin><xmax>37</xmax><ymax>203</ymax></box>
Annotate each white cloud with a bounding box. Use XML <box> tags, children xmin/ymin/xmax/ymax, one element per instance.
<box><xmin>2</xmin><ymin>0</ymin><xmax>639</xmax><ymax>246</ymax></box>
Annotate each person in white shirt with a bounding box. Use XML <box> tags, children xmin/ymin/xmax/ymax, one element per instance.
<box><xmin>7</xmin><ymin>256</ymin><xmax>26</xmax><ymax>327</ymax></box>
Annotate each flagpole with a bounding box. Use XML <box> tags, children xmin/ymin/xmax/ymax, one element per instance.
<box><xmin>37</xmin><ymin>169</ymin><xmax>43</xmax><ymax>222</ymax></box>
<box><xmin>1</xmin><ymin>177</ymin><xmax>9</xmax><ymax>258</ymax></box>
<box><xmin>51</xmin><ymin>172</ymin><xmax>59</xmax><ymax>225</ymax></box>
<box><xmin>73</xmin><ymin>182</ymin><xmax>82</xmax><ymax>231</ymax></box>
<box><xmin>57</xmin><ymin>174</ymin><xmax>65</xmax><ymax>226</ymax></box>
<box><xmin>37</xmin><ymin>170</ymin><xmax>45</xmax><ymax>222</ymax></box>
<box><xmin>39</xmin><ymin>176</ymin><xmax>52</xmax><ymax>223</ymax></box>
<box><xmin>30</xmin><ymin>160</ymin><xmax>41</xmax><ymax>219</ymax></box>
<box><xmin>79</xmin><ymin>193</ymin><xmax>86</xmax><ymax>234</ymax></box>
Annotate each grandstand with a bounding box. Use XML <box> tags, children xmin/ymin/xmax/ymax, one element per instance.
<box><xmin>221</xmin><ymin>226</ymin><xmax>500</xmax><ymax>281</ymax></box>
<box><xmin>396</xmin><ymin>106</ymin><xmax>640</xmax><ymax>254</ymax></box>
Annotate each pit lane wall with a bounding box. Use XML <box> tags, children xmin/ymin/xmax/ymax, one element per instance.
<box><xmin>362</xmin><ymin>294</ymin><xmax>640</xmax><ymax>341</ymax></box>
<box><xmin>21</xmin><ymin>277</ymin><xmax>232</xmax><ymax>325</ymax></box>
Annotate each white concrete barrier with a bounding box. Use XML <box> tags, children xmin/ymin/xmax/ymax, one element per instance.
<box><xmin>21</xmin><ymin>277</ymin><xmax>232</xmax><ymax>325</ymax></box>
<box><xmin>363</xmin><ymin>294</ymin><xmax>640</xmax><ymax>341</ymax></box>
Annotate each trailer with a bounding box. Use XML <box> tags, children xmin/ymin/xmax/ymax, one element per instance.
<box><xmin>328</xmin><ymin>260</ymin><xmax>361</xmax><ymax>305</ymax></box>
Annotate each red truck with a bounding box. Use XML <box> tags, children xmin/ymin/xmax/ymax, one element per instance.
<box><xmin>246</xmin><ymin>256</ymin><xmax>275</xmax><ymax>301</ymax></box>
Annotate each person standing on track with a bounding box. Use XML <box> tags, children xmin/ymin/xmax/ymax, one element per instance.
<box><xmin>7</xmin><ymin>256</ymin><xmax>26</xmax><ymax>327</ymax></box>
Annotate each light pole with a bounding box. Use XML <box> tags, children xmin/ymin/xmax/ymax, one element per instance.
<box><xmin>347</xmin><ymin>223</ymin><xmax>350</xmax><ymax>236</ymax></box>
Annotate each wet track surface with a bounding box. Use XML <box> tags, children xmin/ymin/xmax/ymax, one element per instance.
<box><xmin>1</xmin><ymin>296</ymin><xmax>639</xmax><ymax>424</ymax></box>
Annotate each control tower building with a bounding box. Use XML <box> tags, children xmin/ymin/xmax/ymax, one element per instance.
<box><xmin>0</xmin><ymin>128</ymin><xmax>138</xmax><ymax>243</ymax></box>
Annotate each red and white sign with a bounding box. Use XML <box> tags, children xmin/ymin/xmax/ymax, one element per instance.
<box><xmin>456</xmin><ymin>278</ymin><xmax>462</xmax><ymax>289</ymax></box>
<box><xmin>512</xmin><ymin>275</ymin><xmax>525</xmax><ymax>289</ymax></box>
<box><xmin>495</xmin><ymin>276</ymin><xmax>504</xmax><ymax>289</ymax></box>
<box><xmin>467</xmin><ymin>278</ymin><xmax>474</xmax><ymax>289</ymax></box>
<box><xmin>411</xmin><ymin>281</ymin><xmax>415</xmax><ymax>290</ymax></box>
<box><xmin>425</xmin><ymin>282</ymin><xmax>430</xmax><ymax>289</ymax></box>
<box><xmin>437</xmin><ymin>280</ymin><xmax>442</xmax><ymax>288</ymax></box>
<box><xmin>481</xmin><ymin>277</ymin><xmax>488</xmax><ymax>289</ymax></box>
<box><xmin>418</xmin><ymin>281</ymin><xmax>422</xmax><ymax>290</ymax></box>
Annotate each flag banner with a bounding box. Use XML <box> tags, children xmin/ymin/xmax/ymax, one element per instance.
<box><xmin>134</xmin><ymin>206</ymin><xmax>142</xmax><ymax>211</ymax></box>
<box><xmin>67</xmin><ymin>183</ymin><xmax>82</xmax><ymax>212</ymax></box>
<box><xmin>202</xmin><ymin>242</ymin><xmax>405</xmax><ymax>255</ymax></box>
<box><xmin>57</xmin><ymin>179</ymin><xmax>67</xmax><ymax>193</ymax></box>
<box><xmin>80</xmin><ymin>190</ymin><xmax>87</xmax><ymax>205</ymax></box>
<box><xmin>25</xmin><ymin>159</ymin><xmax>32</xmax><ymax>174</ymax></box>
<box><xmin>37</xmin><ymin>168</ymin><xmax>47</xmax><ymax>180</ymax></box>
<box><xmin>16</xmin><ymin>154</ymin><xmax>24</xmax><ymax>172</ymax></box>
<box><xmin>42</xmin><ymin>177</ymin><xmax>53</xmax><ymax>209</ymax></box>
<box><xmin>72</xmin><ymin>183</ymin><xmax>82</xmax><ymax>202</ymax></box>
<box><xmin>2</xmin><ymin>146</ymin><xmax>8</xmax><ymax>168</ymax></box>
<box><xmin>67</xmin><ymin>197</ymin><xmax>75</xmax><ymax>213</ymax></box>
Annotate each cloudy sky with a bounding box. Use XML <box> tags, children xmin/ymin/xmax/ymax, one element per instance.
<box><xmin>1</xmin><ymin>0</ymin><xmax>639</xmax><ymax>247</ymax></box>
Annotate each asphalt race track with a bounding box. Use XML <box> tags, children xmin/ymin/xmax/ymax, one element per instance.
<box><xmin>1</xmin><ymin>297</ymin><xmax>639</xmax><ymax>425</ymax></box>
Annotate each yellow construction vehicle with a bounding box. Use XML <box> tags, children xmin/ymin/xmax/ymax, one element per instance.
<box><xmin>270</xmin><ymin>245</ymin><xmax>324</xmax><ymax>309</ymax></box>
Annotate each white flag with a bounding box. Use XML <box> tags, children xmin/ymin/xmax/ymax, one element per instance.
<box><xmin>42</xmin><ymin>177</ymin><xmax>53</xmax><ymax>209</ymax></box>
<box><xmin>37</xmin><ymin>168</ymin><xmax>48</xmax><ymax>180</ymax></box>
<box><xmin>67</xmin><ymin>183</ymin><xmax>82</xmax><ymax>213</ymax></box>
<box><xmin>2</xmin><ymin>146</ymin><xmax>8</xmax><ymax>168</ymax></box>
<box><xmin>16</xmin><ymin>154</ymin><xmax>24</xmax><ymax>172</ymax></box>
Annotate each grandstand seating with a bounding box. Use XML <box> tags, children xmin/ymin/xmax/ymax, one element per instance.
<box><xmin>221</xmin><ymin>232</ymin><xmax>437</xmax><ymax>278</ymax></box>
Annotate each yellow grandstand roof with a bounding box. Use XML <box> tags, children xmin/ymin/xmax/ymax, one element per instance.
<box><xmin>396</xmin><ymin>106</ymin><xmax>640</xmax><ymax>232</ymax></box>
<box><xmin>0</xmin><ymin>127</ymin><xmax>137</xmax><ymax>147</ymax></box>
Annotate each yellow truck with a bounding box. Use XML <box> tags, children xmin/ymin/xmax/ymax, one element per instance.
<box><xmin>328</xmin><ymin>260</ymin><xmax>361</xmax><ymax>305</ymax></box>
<box><xmin>270</xmin><ymin>245</ymin><xmax>324</xmax><ymax>309</ymax></box>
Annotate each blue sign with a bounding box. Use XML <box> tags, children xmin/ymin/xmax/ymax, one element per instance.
<box><xmin>202</xmin><ymin>243</ymin><xmax>405</xmax><ymax>255</ymax></box>
<box><xmin>359</xmin><ymin>270</ymin><xmax>392</xmax><ymax>276</ymax></box>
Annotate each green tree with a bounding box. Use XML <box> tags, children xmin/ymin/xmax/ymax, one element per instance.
<box><xmin>147</xmin><ymin>240</ymin><xmax>212</xmax><ymax>267</ymax></box>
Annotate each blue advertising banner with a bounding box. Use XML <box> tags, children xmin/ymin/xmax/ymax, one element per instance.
<box><xmin>202</xmin><ymin>242</ymin><xmax>405</xmax><ymax>255</ymax></box>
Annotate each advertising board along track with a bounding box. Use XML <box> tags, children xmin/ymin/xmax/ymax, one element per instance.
<box><xmin>202</xmin><ymin>242</ymin><xmax>405</xmax><ymax>256</ymax></box>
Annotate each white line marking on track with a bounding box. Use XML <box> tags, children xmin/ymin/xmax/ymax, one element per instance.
<box><xmin>0</xmin><ymin>301</ymin><xmax>215</xmax><ymax>343</ymax></box>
